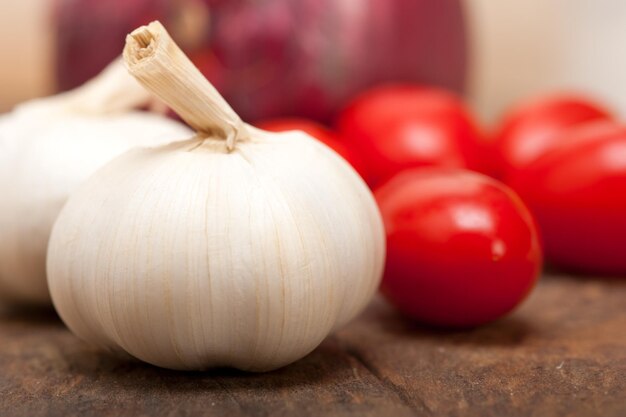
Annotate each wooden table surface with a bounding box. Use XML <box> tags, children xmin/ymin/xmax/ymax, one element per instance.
<box><xmin>0</xmin><ymin>273</ymin><xmax>624</xmax><ymax>417</ymax></box>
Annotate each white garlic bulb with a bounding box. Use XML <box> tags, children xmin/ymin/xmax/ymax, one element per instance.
<box><xmin>0</xmin><ymin>58</ymin><xmax>192</xmax><ymax>305</ymax></box>
<box><xmin>47</xmin><ymin>21</ymin><xmax>385</xmax><ymax>372</ymax></box>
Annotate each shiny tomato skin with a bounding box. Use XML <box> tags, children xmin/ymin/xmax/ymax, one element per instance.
<box><xmin>375</xmin><ymin>168</ymin><xmax>542</xmax><ymax>327</ymax></box>
<box><xmin>508</xmin><ymin>122</ymin><xmax>626</xmax><ymax>274</ymax></box>
<box><xmin>494</xmin><ymin>94</ymin><xmax>613</xmax><ymax>179</ymax></box>
<box><xmin>256</xmin><ymin>118</ymin><xmax>368</xmax><ymax>179</ymax></box>
<box><xmin>337</xmin><ymin>85</ymin><xmax>487</xmax><ymax>187</ymax></box>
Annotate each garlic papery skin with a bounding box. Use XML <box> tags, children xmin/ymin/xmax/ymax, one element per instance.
<box><xmin>0</xmin><ymin>59</ymin><xmax>192</xmax><ymax>305</ymax></box>
<box><xmin>47</xmin><ymin>21</ymin><xmax>385</xmax><ymax>372</ymax></box>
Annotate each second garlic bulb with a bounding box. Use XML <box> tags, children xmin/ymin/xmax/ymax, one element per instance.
<box><xmin>0</xmin><ymin>59</ymin><xmax>191</xmax><ymax>305</ymax></box>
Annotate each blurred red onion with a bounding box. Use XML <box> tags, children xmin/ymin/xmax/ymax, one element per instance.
<box><xmin>55</xmin><ymin>0</ymin><xmax>467</xmax><ymax>122</ymax></box>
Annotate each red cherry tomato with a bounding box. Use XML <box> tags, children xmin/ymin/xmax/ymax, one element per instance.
<box><xmin>508</xmin><ymin>122</ymin><xmax>626</xmax><ymax>275</ymax></box>
<box><xmin>494</xmin><ymin>94</ymin><xmax>613</xmax><ymax>179</ymax></box>
<box><xmin>337</xmin><ymin>85</ymin><xmax>488</xmax><ymax>187</ymax></box>
<box><xmin>375</xmin><ymin>168</ymin><xmax>542</xmax><ymax>327</ymax></box>
<box><xmin>256</xmin><ymin>118</ymin><xmax>368</xmax><ymax>179</ymax></box>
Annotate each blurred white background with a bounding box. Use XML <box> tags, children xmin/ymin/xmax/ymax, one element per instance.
<box><xmin>467</xmin><ymin>0</ymin><xmax>626</xmax><ymax>124</ymax></box>
<box><xmin>1</xmin><ymin>0</ymin><xmax>625</xmax><ymax>126</ymax></box>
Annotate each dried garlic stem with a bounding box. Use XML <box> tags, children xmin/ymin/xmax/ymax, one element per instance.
<box><xmin>62</xmin><ymin>57</ymin><xmax>153</xmax><ymax>114</ymax></box>
<box><xmin>14</xmin><ymin>57</ymin><xmax>153</xmax><ymax>116</ymax></box>
<box><xmin>123</xmin><ymin>21</ymin><xmax>249</xmax><ymax>150</ymax></box>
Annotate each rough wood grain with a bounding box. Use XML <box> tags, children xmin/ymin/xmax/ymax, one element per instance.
<box><xmin>0</xmin><ymin>274</ymin><xmax>624</xmax><ymax>417</ymax></box>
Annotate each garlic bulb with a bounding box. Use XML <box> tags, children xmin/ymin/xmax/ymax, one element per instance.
<box><xmin>0</xmin><ymin>58</ymin><xmax>192</xmax><ymax>305</ymax></box>
<box><xmin>47</xmin><ymin>21</ymin><xmax>385</xmax><ymax>372</ymax></box>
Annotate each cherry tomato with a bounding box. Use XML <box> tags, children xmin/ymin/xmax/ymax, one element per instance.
<box><xmin>375</xmin><ymin>168</ymin><xmax>542</xmax><ymax>327</ymax></box>
<box><xmin>256</xmin><ymin>118</ymin><xmax>368</xmax><ymax>179</ymax></box>
<box><xmin>337</xmin><ymin>85</ymin><xmax>488</xmax><ymax>187</ymax></box>
<box><xmin>494</xmin><ymin>94</ymin><xmax>613</xmax><ymax>179</ymax></box>
<box><xmin>508</xmin><ymin>122</ymin><xmax>626</xmax><ymax>275</ymax></box>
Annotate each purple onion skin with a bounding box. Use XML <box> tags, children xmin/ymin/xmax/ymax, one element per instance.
<box><xmin>55</xmin><ymin>0</ymin><xmax>466</xmax><ymax>122</ymax></box>
<box><xmin>54</xmin><ymin>0</ymin><xmax>170</xmax><ymax>92</ymax></box>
